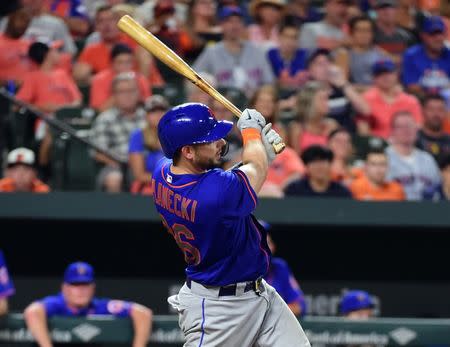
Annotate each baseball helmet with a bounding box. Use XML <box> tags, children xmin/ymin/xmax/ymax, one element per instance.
<box><xmin>158</xmin><ymin>103</ymin><xmax>233</xmax><ymax>159</ymax></box>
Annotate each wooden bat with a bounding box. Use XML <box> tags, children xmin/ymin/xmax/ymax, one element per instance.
<box><xmin>117</xmin><ymin>15</ymin><xmax>285</xmax><ymax>154</ymax></box>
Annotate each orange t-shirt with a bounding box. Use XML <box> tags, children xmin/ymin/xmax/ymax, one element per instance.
<box><xmin>350</xmin><ymin>174</ymin><xmax>405</xmax><ymax>201</ymax></box>
<box><xmin>77</xmin><ymin>35</ymin><xmax>138</xmax><ymax>74</ymax></box>
<box><xmin>0</xmin><ymin>34</ymin><xmax>34</xmax><ymax>83</ymax></box>
<box><xmin>90</xmin><ymin>69</ymin><xmax>151</xmax><ymax>110</ymax></box>
<box><xmin>0</xmin><ymin>177</ymin><xmax>50</xmax><ymax>193</ymax></box>
<box><xmin>265</xmin><ymin>147</ymin><xmax>305</xmax><ymax>188</ymax></box>
<box><xmin>362</xmin><ymin>87</ymin><xmax>423</xmax><ymax>139</ymax></box>
<box><xmin>16</xmin><ymin>68</ymin><xmax>82</xmax><ymax>109</ymax></box>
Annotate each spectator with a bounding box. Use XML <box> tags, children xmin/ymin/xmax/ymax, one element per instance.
<box><xmin>91</xmin><ymin>72</ymin><xmax>146</xmax><ymax>193</ymax></box>
<box><xmin>306</xmin><ymin>49</ymin><xmax>371</xmax><ymax>131</ymax></box>
<box><xmin>193</xmin><ymin>6</ymin><xmax>274</xmax><ymax>96</ymax></box>
<box><xmin>289</xmin><ymin>80</ymin><xmax>338</xmax><ymax>154</ymax></box>
<box><xmin>283</xmin><ymin>0</ymin><xmax>323</xmax><ymax>26</ymax></box>
<box><xmin>361</xmin><ymin>58</ymin><xmax>422</xmax><ymax>139</ymax></box>
<box><xmin>372</xmin><ymin>0</ymin><xmax>416</xmax><ymax>61</ymax></box>
<box><xmin>334</xmin><ymin>15</ymin><xmax>386</xmax><ymax>90</ymax></box>
<box><xmin>328</xmin><ymin>128</ymin><xmax>359</xmax><ymax>184</ymax></box>
<box><xmin>284</xmin><ymin>145</ymin><xmax>353</xmax><ymax>197</ymax></box>
<box><xmin>298</xmin><ymin>0</ymin><xmax>350</xmax><ymax>52</ymax></box>
<box><xmin>184</xmin><ymin>0</ymin><xmax>222</xmax><ymax>61</ymax></box>
<box><xmin>350</xmin><ymin>148</ymin><xmax>405</xmax><ymax>200</ymax></box>
<box><xmin>247</xmin><ymin>0</ymin><xmax>285</xmax><ymax>50</ymax></box>
<box><xmin>0</xmin><ymin>148</ymin><xmax>50</xmax><ymax>193</ymax></box>
<box><xmin>262</xmin><ymin>223</ymin><xmax>307</xmax><ymax>317</ymax></box>
<box><xmin>0</xmin><ymin>250</ymin><xmax>15</xmax><ymax>315</ymax></box>
<box><xmin>339</xmin><ymin>290</ymin><xmax>375</xmax><ymax>319</ymax></box>
<box><xmin>90</xmin><ymin>43</ymin><xmax>151</xmax><ymax>112</ymax></box>
<box><xmin>74</xmin><ymin>5</ymin><xmax>137</xmax><ymax>84</ymax></box>
<box><xmin>129</xmin><ymin>95</ymin><xmax>168</xmax><ymax>194</ymax></box>
<box><xmin>402</xmin><ymin>15</ymin><xmax>450</xmax><ymax>99</ymax></box>
<box><xmin>416</xmin><ymin>94</ymin><xmax>450</xmax><ymax>162</ymax></box>
<box><xmin>267</xmin><ymin>20</ymin><xmax>309</xmax><ymax>90</ymax></box>
<box><xmin>386</xmin><ymin>111</ymin><xmax>441</xmax><ymax>200</ymax></box>
<box><xmin>0</xmin><ymin>8</ymin><xmax>33</xmax><ymax>85</ymax></box>
<box><xmin>44</xmin><ymin>0</ymin><xmax>90</xmax><ymax>38</ymax></box>
<box><xmin>146</xmin><ymin>0</ymin><xmax>193</xmax><ymax>57</ymax></box>
<box><xmin>134</xmin><ymin>0</ymin><xmax>188</xmax><ymax>28</ymax></box>
<box><xmin>17</xmin><ymin>41</ymin><xmax>81</xmax><ymax>114</ymax></box>
<box><xmin>0</xmin><ymin>0</ymin><xmax>77</xmax><ymax>55</ymax></box>
<box><xmin>185</xmin><ymin>71</ymin><xmax>217</xmax><ymax>106</ymax></box>
<box><xmin>423</xmin><ymin>153</ymin><xmax>450</xmax><ymax>201</ymax></box>
<box><xmin>24</xmin><ymin>261</ymin><xmax>152</xmax><ymax>347</ymax></box>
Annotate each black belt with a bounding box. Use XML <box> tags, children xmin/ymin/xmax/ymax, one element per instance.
<box><xmin>186</xmin><ymin>278</ymin><xmax>264</xmax><ymax>296</ymax></box>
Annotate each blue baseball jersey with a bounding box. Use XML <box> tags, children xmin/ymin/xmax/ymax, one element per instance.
<box><xmin>402</xmin><ymin>44</ymin><xmax>450</xmax><ymax>92</ymax></box>
<box><xmin>0</xmin><ymin>250</ymin><xmax>15</xmax><ymax>298</ymax></box>
<box><xmin>152</xmin><ymin>158</ymin><xmax>271</xmax><ymax>286</ymax></box>
<box><xmin>264</xmin><ymin>257</ymin><xmax>307</xmax><ymax>316</ymax></box>
<box><xmin>39</xmin><ymin>293</ymin><xmax>132</xmax><ymax>318</ymax></box>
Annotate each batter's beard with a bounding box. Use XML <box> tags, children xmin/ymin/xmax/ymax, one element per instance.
<box><xmin>194</xmin><ymin>156</ymin><xmax>222</xmax><ymax>171</ymax></box>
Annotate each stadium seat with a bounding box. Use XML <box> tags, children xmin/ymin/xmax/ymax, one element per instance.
<box><xmin>217</xmin><ymin>87</ymin><xmax>248</xmax><ymax>110</ymax></box>
<box><xmin>152</xmin><ymin>84</ymin><xmax>186</xmax><ymax>106</ymax></box>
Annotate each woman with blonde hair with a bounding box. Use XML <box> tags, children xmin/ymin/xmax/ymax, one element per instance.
<box><xmin>289</xmin><ymin>80</ymin><xmax>339</xmax><ymax>155</ymax></box>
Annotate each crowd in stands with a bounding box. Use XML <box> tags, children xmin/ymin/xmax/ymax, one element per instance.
<box><xmin>1</xmin><ymin>0</ymin><xmax>450</xmax><ymax>201</ymax></box>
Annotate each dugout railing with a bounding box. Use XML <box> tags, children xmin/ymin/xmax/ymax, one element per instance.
<box><xmin>1</xmin><ymin>314</ymin><xmax>450</xmax><ymax>346</ymax></box>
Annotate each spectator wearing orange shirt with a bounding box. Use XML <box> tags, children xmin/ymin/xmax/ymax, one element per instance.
<box><xmin>17</xmin><ymin>41</ymin><xmax>81</xmax><ymax>114</ymax></box>
<box><xmin>0</xmin><ymin>148</ymin><xmax>50</xmax><ymax>193</ymax></box>
<box><xmin>90</xmin><ymin>44</ymin><xmax>151</xmax><ymax>112</ymax></box>
<box><xmin>361</xmin><ymin>58</ymin><xmax>422</xmax><ymax>139</ymax></box>
<box><xmin>0</xmin><ymin>8</ymin><xmax>33</xmax><ymax>85</ymax></box>
<box><xmin>350</xmin><ymin>148</ymin><xmax>405</xmax><ymax>200</ymax></box>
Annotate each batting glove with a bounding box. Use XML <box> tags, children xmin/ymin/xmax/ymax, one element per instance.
<box><xmin>237</xmin><ymin>109</ymin><xmax>266</xmax><ymax>132</ymax></box>
<box><xmin>262</xmin><ymin>123</ymin><xmax>282</xmax><ymax>164</ymax></box>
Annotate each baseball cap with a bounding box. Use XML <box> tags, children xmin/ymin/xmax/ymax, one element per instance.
<box><xmin>7</xmin><ymin>148</ymin><xmax>35</xmax><ymax>167</ymax></box>
<box><xmin>421</xmin><ymin>15</ymin><xmax>445</xmax><ymax>34</ymax></box>
<box><xmin>372</xmin><ymin>58</ymin><xmax>396</xmax><ymax>76</ymax></box>
<box><xmin>339</xmin><ymin>290</ymin><xmax>375</xmax><ymax>314</ymax></box>
<box><xmin>219</xmin><ymin>6</ymin><xmax>244</xmax><ymax>21</ymax></box>
<box><xmin>63</xmin><ymin>262</ymin><xmax>95</xmax><ymax>284</ymax></box>
<box><xmin>145</xmin><ymin>95</ymin><xmax>170</xmax><ymax>112</ymax></box>
<box><xmin>373</xmin><ymin>0</ymin><xmax>397</xmax><ymax>8</ymax></box>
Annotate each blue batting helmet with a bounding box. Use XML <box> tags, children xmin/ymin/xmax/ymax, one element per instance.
<box><xmin>158</xmin><ymin>103</ymin><xmax>233</xmax><ymax>159</ymax></box>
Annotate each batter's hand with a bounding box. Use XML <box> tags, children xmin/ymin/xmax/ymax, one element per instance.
<box><xmin>237</xmin><ymin>109</ymin><xmax>266</xmax><ymax>132</ymax></box>
<box><xmin>262</xmin><ymin>123</ymin><xmax>282</xmax><ymax>163</ymax></box>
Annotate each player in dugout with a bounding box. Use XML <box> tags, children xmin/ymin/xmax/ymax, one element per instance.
<box><xmin>261</xmin><ymin>220</ymin><xmax>307</xmax><ymax>317</ymax></box>
<box><xmin>154</xmin><ymin>103</ymin><xmax>310</xmax><ymax>346</ymax></box>
<box><xmin>339</xmin><ymin>289</ymin><xmax>376</xmax><ymax>319</ymax></box>
<box><xmin>0</xmin><ymin>250</ymin><xmax>15</xmax><ymax>315</ymax></box>
<box><xmin>24</xmin><ymin>262</ymin><xmax>152</xmax><ymax>347</ymax></box>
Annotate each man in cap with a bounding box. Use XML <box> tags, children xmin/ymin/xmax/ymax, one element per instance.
<box><xmin>0</xmin><ymin>148</ymin><xmax>49</xmax><ymax>193</ymax></box>
<box><xmin>339</xmin><ymin>290</ymin><xmax>375</xmax><ymax>319</ymax></box>
<box><xmin>372</xmin><ymin>0</ymin><xmax>416</xmax><ymax>60</ymax></box>
<box><xmin>154</xmin><ymin>103</ymin><xmax>310</xmax><ymax>346</ymax></box>
<box><xmin>402</xmin><ymin>15</ymin><xmax>450</xmax><ymax>98</ymax></box>
<box><xmin>362</xmin><ymin>58</ymin><xmax>422</xmax><ymax>139</ymax></box>
<box><xmin>24</xmin><ymin>261</ymin><xmax>152</xmax><ymax>347</ymax></box>
<box><xmin>193</xmin><ymin>6</ymin><xmax>274</xmax><ymax>96</ymax></box>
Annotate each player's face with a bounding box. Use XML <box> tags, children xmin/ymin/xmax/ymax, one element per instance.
<box><xmin>422</xmin><ymin>31</ymin><xmax>445</xmax><ymax>53</ymax></box>
<box><xmin>365</xmin><ymin>153</ymin><xmax>388</xmax><ymax>185</ymax></box>
<box><xmin>424</xmin><ymin>99</ymin><xmax>447</xmax><ymax>132</ymax></box>
<box><xmin>192</xmin><ymin>139</ymin><xmax>227</xmax><ymax>170</ymax></box>
<box><xmin>8</xmin><ymin>164</ymin><xmax>36</xmax><ymax>192</ymax></box>
<box><xmin>62</xmin><ymin>283</ymin><xmax>95</xmax><ymax>308</ymax></box>
<box><xmin>346</xmin><ymin>308</ymin><xmax>374</xmax><ymax>320</ymax></box>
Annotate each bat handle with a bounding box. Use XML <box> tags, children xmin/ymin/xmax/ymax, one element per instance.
<box><xmin>273</xmin><ymin>142</ymin><xmax>286</xmax><ymax>154</ymax></box>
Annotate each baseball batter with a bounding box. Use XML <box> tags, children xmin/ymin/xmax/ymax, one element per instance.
<box><xmin>152</xmin><ymin>103</ymin><xmax>310</xmax><ymax>346</ymax></box>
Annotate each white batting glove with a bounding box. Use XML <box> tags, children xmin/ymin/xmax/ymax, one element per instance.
<box><xmin>237</xmin><ymin>109</ymin><xmax>266</xmax><ymax>132</ymax></box>
<box><xmin>262</xmin><ymin>123</ymin><xmax>282</xmax><ymax>164</ymax></box>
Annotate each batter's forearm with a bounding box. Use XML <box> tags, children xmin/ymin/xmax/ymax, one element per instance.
<box><xmin>240</xmin><ymin>140</ymin><xmax>268</xmax><ymax>193</ymax></box>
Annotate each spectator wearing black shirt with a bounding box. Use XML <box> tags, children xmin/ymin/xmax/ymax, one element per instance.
<box><xmin>416</xmin><ymin>94</ymin><xmax>450</xmax><ymax>162</ymax></box>
<box><xmin>423</xmin><ymin>153</ymin><xmax>450</xmax><ymax>201</ymax></box>
<box><xmin>284</xmin><ymin>145</ymin><xmax>353</xmax><ymax>197</ymax></box>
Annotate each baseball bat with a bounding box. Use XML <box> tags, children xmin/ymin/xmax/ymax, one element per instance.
<box><xmin>117</xmin><ymin>15</ymin><xmax>285</xmax><ymax>154</ymax></box>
